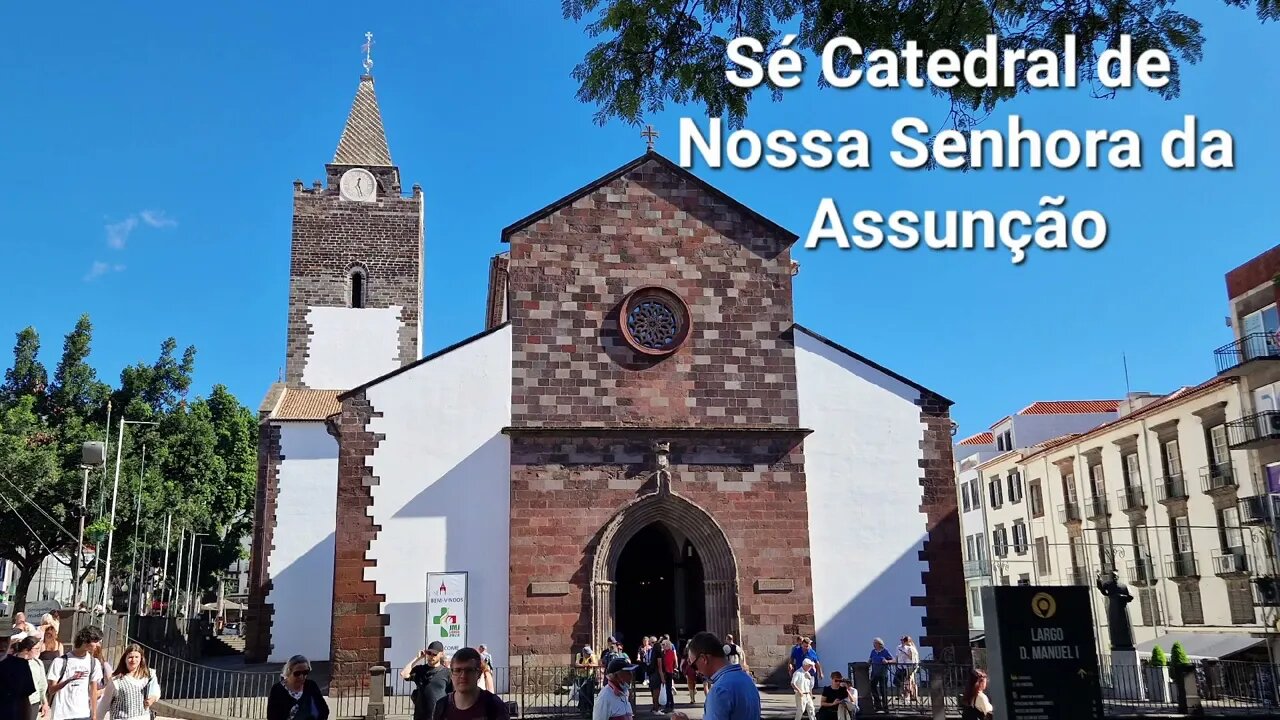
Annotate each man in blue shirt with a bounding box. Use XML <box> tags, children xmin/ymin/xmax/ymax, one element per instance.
<box><xmin>672</xmin><ymin>632</ymin><xmax>759</xmax><ymax>720</ymax></box>
<box><xmin>789</xmin><ymin>637</ymin><xmax>823</xmax><ymax>683</ymax></box>
<box><xmin>868</xmin><ymin>638</ymin><xmax>895</xmax><ymax>713</ymax></box>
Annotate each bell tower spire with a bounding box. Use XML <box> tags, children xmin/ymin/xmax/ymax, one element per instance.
<box><xmin>332</xmin><ymin>32</ymin><xmax>393</xmax><ymax>169</ymax></box>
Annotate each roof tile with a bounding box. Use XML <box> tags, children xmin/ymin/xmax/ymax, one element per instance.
<box><xmin>273</xmin><ymin>389</ymin><xmax>342</xmax><ymax>421</ymax></box>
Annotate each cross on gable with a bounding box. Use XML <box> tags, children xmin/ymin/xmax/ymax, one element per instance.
<box><xmin>642</xmin><ymin>125</ymin><xmax>659</xmax><ymax>151</ymax></box>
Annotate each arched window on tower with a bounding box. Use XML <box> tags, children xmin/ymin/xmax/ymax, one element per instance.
<box><xmin>349</xmin><ymin>268</ymin><xmax>367</xmax><ymax>308</ymax></box>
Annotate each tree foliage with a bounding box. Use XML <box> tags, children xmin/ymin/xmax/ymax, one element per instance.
<box><xmin>0</xmin><ymin>315</ymin><xmax>257</xmax><ymax>614</ymax></box>
<box><xmin>563</xmin><ymin>0</ymin><xmax>1279</xmax><ymax>128</ymax></box>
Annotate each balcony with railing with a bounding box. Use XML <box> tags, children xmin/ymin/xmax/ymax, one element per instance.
<box><xmin>1085</xmin><ymin>494</ymin><xmax>1110</xmax><ymax>520</ymax></box>
<box><xmin>1213</xmin><ymin>550</ymin><xmax>1252</xmax><ymax>576</ymax></box>
<box><xmin>1166</xmin><ymin>552</ymin><xmax>1199</xmax><ymax>579</ymax></box>
<box><xmin>1227</xmin><ymin>411</ymin><xmax>1280</xmax><ymax>450</ymax></box>
<box><xmin>1127</xmin><ymin>556</ymin><xmax>1157</xmax><ymax>586</ymax></box>
<box><xmin>963</xmin><ymin>559</ymin><xmax>990</xmax><ymax>579</ymax></box>
<box><xmin>1240</xmin><ymin>494</ymin><xmax>1280</xmax><ymax>525</ymax></box>
<box><xmin>1117</xmin><ymin>486</ymin><xmax>1147</xmax><ymax>513</ymax></box>
<box><xmin>1154</xmin><ymin>473</ymin><xmax>1189</xmax><ymax>504</ymax></box>
<box><xmin>1058</xmin><ymin>501</ymin><xmax>1082</xmax><ymax>524</ymax></box>
<box><xmin>1200</xmin><ymin>462</ymin><xmax>1239</xmax><ymax>495</ymax></box>
<box><xmin>1215</xmin><ymin>332</ymin><xmax>1280</xmax><ymax>375</ymax></box>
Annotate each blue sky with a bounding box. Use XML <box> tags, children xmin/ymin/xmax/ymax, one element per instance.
<box><xmin>1</xmin><ymin>2</ymin><xmax>1276</xmax><ymax>437</ymax></box>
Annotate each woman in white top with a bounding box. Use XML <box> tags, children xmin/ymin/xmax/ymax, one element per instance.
<box><xmin>98</xmin><ymin>644</ymin><xmax>160</xmax><ymax>720</ymax></box>
<box><xmin>960</xmin><ymin>669</ymin><xmax>994</xmax><ymax>720</ymax></box>
<box><xmin>894</xmin><ymin>635</ymin><xmax>920</xmax><ymax>704</ymax></box>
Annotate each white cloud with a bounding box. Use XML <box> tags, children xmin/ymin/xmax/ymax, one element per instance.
<box><xmin>105</xmin><ymin>217</ymin><xmax>139</xmax><ymax>249</ymax></box>
<box><xmin>84</xmin><ymin>261</ymin><xmax>126</xmax><ymax>282</ymax></box>
<box><xmin>105</xmin><ymin>209</ymin><xmax>177</xmax><ymax>249</ymax></box>
<box><xmin>139</xmin><ymin>210</ymin><xmax>177</xmax><ymax>229</ymax></box>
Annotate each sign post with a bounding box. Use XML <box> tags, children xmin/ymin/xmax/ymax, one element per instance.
<box><xmin>982</xmin><ymin>585</ymin><xmax>1103</xmax><ymax>720</ymax></box>
<box><xmin>426</xmin><ymin>572</ymin><xmax>469</xmax><ymax>657</ymax></box>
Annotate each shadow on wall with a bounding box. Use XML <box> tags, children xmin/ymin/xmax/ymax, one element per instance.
<box><xmin>388</xmin><ymin>433</ymin><xmax>510</xmax><ymax>671</ymax></box>
<box><xmin>268</xmin><ymin>531</ymin><xmax>335</xmax><ymax>664</ymax></box>
<box><xmin>764</xmin><ymin>535</ymin><xmax>938</xmax><ymax>686</ymax></box>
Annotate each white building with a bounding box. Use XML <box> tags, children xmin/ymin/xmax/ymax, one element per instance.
<box><xmin>956</xmin><ymin>432</ymin><xmax>997</xmax><ymax>637</ymax></box>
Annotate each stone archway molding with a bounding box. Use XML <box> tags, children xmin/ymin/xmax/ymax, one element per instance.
<box><xmin>591</xmin><ymin>489</ymin><xmax>740</xmax><ymax>650</ymax></box>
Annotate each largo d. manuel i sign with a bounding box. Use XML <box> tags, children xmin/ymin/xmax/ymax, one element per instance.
<box><xmin>982</xmin><ymin>585</ymin><xmax>1104</xmax><ymax>720</ymax></box>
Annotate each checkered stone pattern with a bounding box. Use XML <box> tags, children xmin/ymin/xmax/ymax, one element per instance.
<box><xmin>245</xmin><ymin>423</ymin><xmax>282</xmax><ymax>663</ymax></box>
<box><xmin>507</xmin><ymin>431</ymin><xmax>814</xmax><ymax>679</ymax></box>
<box><xmin>506</xmin><ymin>157</ymin><xmax>799</xmax><ymax>428</ymax></box>
<box><xmin>913</xmin><ymin>392</ymin><xmax>970</xmax><ymax>664</ymax></box>
<box><xmin>328</xmin><ymin>392</ymin><xmax>390</xmax><ymax>689</ymax></box>
<box><xmin>284</xmin><ymin>183</ymin><xmax>421</xmax><ymax>388</ymax></box>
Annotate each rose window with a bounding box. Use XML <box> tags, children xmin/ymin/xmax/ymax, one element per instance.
<box><xmin>619</xmin><ymin>287</ymin><xmax>691</xmax><ymax>356</ymax></box>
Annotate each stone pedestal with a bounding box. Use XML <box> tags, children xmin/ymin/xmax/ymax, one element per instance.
<box><xmin>1109</xmin><ymin>649</ymin><xmax>1146</xmax><ymax>700</ymax></box>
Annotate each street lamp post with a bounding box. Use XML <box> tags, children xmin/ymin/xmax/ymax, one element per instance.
<box><xmin>185</xmin><ymin>532</ymin><xmax>206</xmax><ymax>617</ymax></box>
<box><xmin>72</xmin><ymin>441</ymin><xmax>107</xmax><ymax>611</ymax></box>
<box><xmin>102</xmin><ymin>419</ymin><xmax>158</xmax><ymax>610</ymax></box>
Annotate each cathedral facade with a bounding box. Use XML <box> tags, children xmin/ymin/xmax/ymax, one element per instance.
<box><xmin>245</xmin><ymin>70</ymin><xmax>966</xmax><ymax>683</ymax></box>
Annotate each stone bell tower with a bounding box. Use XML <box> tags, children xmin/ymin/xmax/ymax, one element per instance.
<box><xmin>283</xmin><ymin>51</ymin><xmax>423</xmax><ymax>391</ymax></box>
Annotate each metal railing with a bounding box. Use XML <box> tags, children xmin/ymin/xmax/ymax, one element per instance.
<box><xmin>1239</xmin><ymin>494</ymin><xmax>1280</xmax><ymax>525</ymax></box>
<box><xmin>1058</xmin><ymin>501</ymin><xmax>1081</xmax><ymax>523</ymax></box>
<box><xmin>1166</xmin><ymin>552</ymin><xmax>1199</xmax><ymax>579</ymax></box>
<box><xmin>1117</xmin><ymin>486</ymin><xmax>1147</xmax><ymax>512</ymax></box>
<box><xmin>1214</xmin><ymin>332</ymin><xmax>1280</xmax><ymax>373</ymax></box>
<box><xmin>1227</xmin><ymin>411</ymin><xmax>1280</xmax><ymax>449</ymax></box>
<box><xmin>1201</xmin><ymin>462</ymin><xmax>1238</xmax><ymax>493</ymax></box>
<box><xmin>1127</xmin><ymin>556</ymin><xmax>1157</xmax><ymax>585</ymax></box>
<box><xmin>962</xmin><ymin>559</ymin><xmax>989</xmax><ymax>579</ymax></box>
<box><xmin>1195</xmin><ymin>660</ymin><xmax>1280</xmax><ymax>710</ymax></box>
<box><xmin>1154</xmin><ymin>473</ymin><xmax>1189</xmax><ymax>503</ymax></box>
<box><xmin>1086</xmin><ymin>494</ymin><xmax>1110</xmax><ymax>520</ymax></box>
<box><xmin>1212</xmin><ymin>550</ymin><xmax>1252</xmax><ymax>575</ymax></box>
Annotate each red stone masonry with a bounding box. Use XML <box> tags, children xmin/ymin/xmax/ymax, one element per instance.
<box><xmin>914</xmin><ymin>392</ymin><xmax>970</xmax><ymax>663</ymax></box>
<box><xmin>505</xmin><ymin>155</ymin><xmax>799</xmax><ymax>429</ymax></box>
<box><xmin>507</xmin><ymin>431</ymin><xmax>815</xmax><ymax>680</ymax></box>
<box><xmin>328</xmin><ymin>392</ymin><xmax>389</xmax><ymax>688</ymax></box>
<box><xmin>245</xmin><ymin>422</ymin><xmax>282</xmax><ymax>663</ymax></box>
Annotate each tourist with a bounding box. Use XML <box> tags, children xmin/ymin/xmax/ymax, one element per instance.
<box><xmin>47</xmin><ymin>626</ymin><xmax>104</xmax><ymax>720</ymax></box>
<box><xmin>37</xmin><ymin>627</ymin><xmax>60</xmax><ymax>673</ymax></box>
<box><xmin>266</xmin><ymin>655</ymin><xmax>329</xmax><ymax>720</ymax></box>
<box><xmin>478</xmin><ymin>653</ymin><xmax>496</xmax><ymax>693</ymax></box>
<box><xmin>402</xmin><ymin>641</ymin><xmax>451</xmax><ymax>720</ymax></box>
<box><xmin>1</xmin><ymin>635</ymin><xmax>36</xmax><ymax>720</ymax></box>
<box><xmin>432</xmin><ymin>647</ymin><xmax>509</xmax><ymax>720</ymax></box>
<box><xmin>592</xmin><ymin>657</ymin><xmax>636</xmax><ymax>720</ymax></box>
<box><xmin>671</xmin><ymin>632</ymin><xmax>758</xmax><ymax>720</ymax></box>
<box><xmin>818</xmin><ymin>672</ymin><xmax>857</xmax><ymax>720</ymax></box>
<box><xmin>14</xmin><ymin>636</ymin><xmax>49</xmax><ymax>720</ymax></box>
<box><xmin>99</xmin><ymin>645</ymin><xmax>159</xmax><ymax>720</ymax></box>
<box><xmin>680</xmin><ymin>641</ymin><xmax>703</xmax><ymax>704</ymax></box>
<box><xmin>644</xmin><ymin>638</ymin><xmax>663</xmax><ymax>713</ymax></box>
<box><xmin>867</xmin><ymin>639</ymin><xmax>893</xmax><ymax>714</ymax></box>
<box><xmin>574</xmin><ymin>645</ymin><xmax>599</xmax><ymax>712</ymax></box>
<box><xmin>633</xmin><ymin>637</ymin><xmax>650</xmax><ymax>689</ymax></box>
<box><xmin>89</xmin><ymin>646</ymin><xmax>111</xmax><ymax>694</ymax></box>
<box><xmin>791</xmin><ymin>659</ymin><xmax>817</xmax><ymax>720</ymax></box>
<box><xmin>721</xmin><ymin>634</ymin><xmax>748</xmax><ymax>676</ymax></box>
<box><xmin>959</xmin><ymin>669</ymin><xmax>993</xmax><ymax>720</ymax></box>
<box><xmin>11</xmin><ymin>614</ymin><xmax>36</xmax><ymax>638</ymax></box>
<box><xmin>38</xmin><ymin>617</ymin><xmax>59</xmax><ymax>639</ymax></box>
<box><xmin>789</xmin><ymin>638</ymin><xmax>822</xmax><ymax>683</ymax></box>
<box><xmin>658</xmin><ymin>639</ymin><xmax>677</xmax><ymax>714</ymax></box>
<box><xmin>894</xmin><ymin>636</ymin><xmax>919</xmax><ymax>705</ymax></box>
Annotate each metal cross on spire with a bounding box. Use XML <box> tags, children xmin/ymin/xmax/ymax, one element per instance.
<box><xmin>362</xmin><ymin>31</ymin><xmax>375</xmax><ymax>75</ymax></box>
<box><xmin>642</xmin><ymin>124</ymin><xmax>659</xmax><ymax>152</ymax></box>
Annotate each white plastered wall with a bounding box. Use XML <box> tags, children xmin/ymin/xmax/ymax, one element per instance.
<box><xmin>364</xmin><ymin>326</ymin><xmax>512</xmax><ymax>683</ymax></box>
<box><xmin>795</xmin><ymin>329</ymin><xmax>930</xmax><ymax>667</ymax></box>
<box><xmin>264</xmin><ymin>422</ymin><xmax>339</xmax><ymax>662</ymax></box>
<box><xmin>302</xmin><ymin>306</ymin><xmax>403</xmax><ymax>389</ymax></box>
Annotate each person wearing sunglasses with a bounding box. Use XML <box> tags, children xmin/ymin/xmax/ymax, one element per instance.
<box><xmin>403</xmin><ymin>642</ymin><xmax>452</xmax><ymax>720</ymax></box>
<box><xmin>267</xmin><ymin>655</ymin><xmax>329</xmax><ymax>720</ymax></box>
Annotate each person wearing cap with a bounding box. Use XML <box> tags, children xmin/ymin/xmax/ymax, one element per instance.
<box><xmin>402</xmin><ymin>642</ymin><xmax>452</xmax><ymax>720</ymax></box>
<box><xmin>792</xmin><ymin>659</ymin><xmax>817</xmax><ymax>720</ymax></box>
<box><xmin>592</xmin><ymin>657</ymin><xmax>636</xmax><ymax>720</ymax></box>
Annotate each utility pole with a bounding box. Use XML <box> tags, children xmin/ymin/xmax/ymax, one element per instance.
<box><xmin>102</xmin><ymin>419</ymin><xmax>157</xmax><ymax>609</ymax></box>
<box><xmin>159</xmin><ymin>514</ymin><xmax>171</xmax><ymax>616</ymax></box>
<box><xmin>172</xmin><ymin>531</ymin><xmax>184</xmax><ymax>617</ymax></box>
<box><xmin>127</xmin><ymin>445</ymin><xmax>146</xmax><ymax>623</ymax></box>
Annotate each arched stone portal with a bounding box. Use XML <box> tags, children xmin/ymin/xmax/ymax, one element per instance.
<box><xmin>591</xmin><ymin>491</ymin><xmax>739</xmax><ymax>653</ymax></box>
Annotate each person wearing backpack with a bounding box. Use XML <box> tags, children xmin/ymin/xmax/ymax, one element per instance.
<box><xmin>402</xmin><ymin>642</ymin><xmax>452</xmax><ymax>720</ymax></box>
<box><xmin>431</xmin><ymin>647</ymin><xmax>510</xmax><ymax>720</ymax></box>
<box><xmin>46</xmin><ymin>626</ymin><xmax>104</xmax><ymax>720</ymax></box>
<box><xmin>266</xmin><ymin>655</ymin><xmax>329</xmax><ymax>720</ymax></box>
